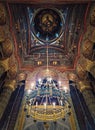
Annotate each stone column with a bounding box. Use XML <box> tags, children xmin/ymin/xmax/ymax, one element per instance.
<box><xmin>14</xmin><ymin>73</ymin><xmax>27</xmax><ymax>130</ymax></box>
<box><xmin>0</xmin><ymin>79</ymin><xmax>16</xmax><ymax>119</ymax></box>
<box><xmin>78</xmin><ymin>81</ymin><xmax>95</xmax><ymax>119</ymax></box>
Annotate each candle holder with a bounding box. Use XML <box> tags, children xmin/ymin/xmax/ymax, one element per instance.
<box><xmin>24</xmin><ymin>78</ymin><xmax>71</xmax><ymax>122</ymax></box>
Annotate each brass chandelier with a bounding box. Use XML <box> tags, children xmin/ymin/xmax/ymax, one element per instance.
<box><xmin>24</xmin><ymin>77</ymin><xmax>71</xmax><ymax>122</ymax></box>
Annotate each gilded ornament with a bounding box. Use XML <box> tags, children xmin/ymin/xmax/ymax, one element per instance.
<box><xmin>8</xmin><ymin>56</ymin><xmax>18</xmax><ymax>79</ymax></box>
<box><xmin>7</xmin><ymin>64</ymin><xmax>17</xmax><ymax>79</ymax></box>
<box><xmin>78</xmin><ymin>55</ymin><xmax>94</xmax><ymax>71</ymax></box>
<box><xmin>76</xmin><ymin>64</ymin><xmax>88</xmax><ymax>80</ymax></box>
<box><xmin>82</xmin><ymin>39</ymin><xmax>95</xmax><ymax>61</ymax></box>
<box><xmin>0</xmin><ymin>26</ymin><xmax>5</xmax><ymax>42</ymax></box>
<box><xmin>4</xmin><ymin>79</ymin><xmax>16</xmax><ymax>91</ymax></box>
<box><xmin>78</xmin><ymin>81</ymin><xmax>91</xmax><ymax>92</ymax></box>
<box><xmin>90</xmin><ymin>7</ymin><xmax>95</xmax><ymax>26</ymax></box>
<box><xmin>0</xmin><ymin>38</ymin><xmax>13</xmax><ymax>60</ymax></box>
<box><xmin>0</xmin><ymin>3</ymin><xmax>6</xmax><ymax>25</ymax></box>
<box><xmin>0</xmin><ymin>58</ymin><xmax>9</xmax><ymax>71</ymax></box>
<box><xmin>89</xmin><ymin>29</ymin><xmax>95</xmax><ymax>43</ymax></box>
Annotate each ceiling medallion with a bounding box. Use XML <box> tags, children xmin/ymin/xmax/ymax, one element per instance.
<box><xmin>32</xmin><ymin>8</ymin><xmax>63</xmax><ymax>43</ymax></box>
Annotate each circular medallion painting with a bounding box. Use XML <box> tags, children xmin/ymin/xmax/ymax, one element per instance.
<box><xmin>32</xmin><ymin>8</ymin><xmax>63</xmax><ymax>43</ymax></box>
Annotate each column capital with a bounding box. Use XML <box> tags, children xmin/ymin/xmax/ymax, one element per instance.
<box><xmin>18</xmin><ymin>73</ymin><xmax>27</xmax><ymax>81</ymax></box>
<box><xmin>67</xmin><ymin>73</ymin><xmax>77</xmax><ymax>82</ymax></box>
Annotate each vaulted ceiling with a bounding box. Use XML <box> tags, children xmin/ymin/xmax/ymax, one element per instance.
<box><xmin>7</xmin><ymin>1</ymin><xmax>88</xmax><ymax>72</ymax></box>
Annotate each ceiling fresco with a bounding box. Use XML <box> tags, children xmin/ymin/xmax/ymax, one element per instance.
<box><xmin>31</xmin><ymin>8</ymin><xmax>63</xmax><ymax>43</ymax></box>
<box><xmin>7</xmin><ymin>3</ymin><xmax>89</xmax><ymax>72</ymax></box>
<box><xmin>0</xmin><ymin>1</ymin><xmax>95</xmax><ymax>130</ymax></box>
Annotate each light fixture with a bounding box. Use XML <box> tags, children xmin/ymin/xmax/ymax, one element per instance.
<box><xmin>24</xmin><ymin>78</ymin><xmax>71</xmax><ymax>122</ymax></box>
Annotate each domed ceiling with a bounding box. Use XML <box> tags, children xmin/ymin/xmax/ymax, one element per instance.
<box><xmin>32</xmin><ymin>8</ymin><xmax>63</xmax><ymax>43</ymax></box>
<box><xmin>7</xmin><ymin>2</ymin><xmax>88</xmax><ymax>72</ymax></box>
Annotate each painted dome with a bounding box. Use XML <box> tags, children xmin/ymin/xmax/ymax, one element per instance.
<box><xmin>32</xmin><ymin>8</ymin><xmax>63</xmax><ymax>43</ymax></box>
